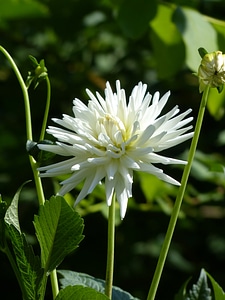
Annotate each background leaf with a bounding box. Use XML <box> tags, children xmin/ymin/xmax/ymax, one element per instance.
<box><xmin>150</xmin><ymin>3</ymin><xmax>185</xmax><ymax>78</ymax></box>
<box><xmin>34</xmin><ymin>196</ymin><xmax>84</xmax><ymax>273</ymax></box>
<box><xmin>58</xmin><ymin>270</ymin><xmax>140</xmax><ymax>300</ymax></box>
<box><xmin>173</xmin><ymin>6</ymin><xmax>218</xmax><ymax>71</ymax></box>
<box><xmin>0</xmin><ymin>0</ymin><xmax>48</xmax><ymax>20</ymax></box>
<box><xmin>55</xmin><ymin>285</ymin><xmax>110</xmax><ymax>300</ymax></box>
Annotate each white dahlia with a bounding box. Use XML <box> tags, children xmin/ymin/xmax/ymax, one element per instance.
<box><xmin>38</xmin><ymin>81</ymin><xmax>193</xmax><ymax>219</ymax></box>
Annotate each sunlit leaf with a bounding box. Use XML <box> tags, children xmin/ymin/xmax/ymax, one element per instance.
<box><xmin>150</xmin><ymin>3</ymin><xmax>185</xmax><ymax>78</ymax></box>
<box><xmin>34</xmin><ymin>196</ymin><xmax>84</xmax><ymax>273</ymax></box>
<box><xmin>173</xmin><ymin>6</ymin><xmax>218</xmax><ymax>72</ymax></box>
<box><xmin>56</xmin><ymin>285</ymin><xmax>110</xmax><ymax>300</ymax></box>
<box><xmin>207</xmin><ymin>87</ymin><xmax>225</xmax><ymax>120</ymax></box>
<box><xmin>58</xmin><ymin>270</ymin><xmax>140</xmax><ymax>300</ymax></box>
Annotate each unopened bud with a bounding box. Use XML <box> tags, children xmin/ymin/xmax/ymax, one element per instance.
<box><xmin>198</xmin><ymin>50</ymin><xmax>225</xmax><ymax>93</ymax></box>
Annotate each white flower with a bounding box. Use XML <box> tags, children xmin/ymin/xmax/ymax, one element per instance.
<box><xmin>38</xmin><ymin>81</ymin><xmax>193</xmax><ymax>219</ymax></box>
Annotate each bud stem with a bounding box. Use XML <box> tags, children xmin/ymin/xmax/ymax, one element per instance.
<box><xmin>146</xmin><ymin>85</ymin><xmax>210</xmax><ymax>300</ymax></box>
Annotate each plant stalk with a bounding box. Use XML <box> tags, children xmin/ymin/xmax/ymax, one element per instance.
<box><xmin>105</xmin><ymin>193</ymin><xmax>116</xmax><ymax>299</ymax></box>
<box><xmin>146</xmin><ymin>86</ymin><xmax>210</xmax><ymax>300</ymax></box>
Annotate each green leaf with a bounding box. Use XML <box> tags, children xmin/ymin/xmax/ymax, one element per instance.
<box><xmin>55</xmin><ymin>285</ymin><xmax>110</xmax><ymax>300</ymax></box>
<box><xmin>173</xmin><ymin>6</ymin><xmax>218</xmax><ymax>72</ymax></box>
<box><xmin>6</xmin><ymin>224</ymin><xmax>43</xmax><ymax>300</ymax></box>
<box><xmin>117</xmin><ymin>0</ymin><xmax>157</xmax><ymax>39</ymax></box>
<box><xmin>206</xmin><ymin>272</ymin><xmax>225</xmax><ymax>300</ymax></box>
<box><xmin>207</xmin><ymin>87</ymin><xmax>225</xmax><ymax>120</ymax></box>
<box><xmin>4</xmin><ymin>181</ymin><xmax>31</xmax><ymax>233</ymax></box>
<box><xmin>58</xmin><ymin>270</ymin><xmax>140</xmax><ymax>300</ymax></box>
<box><xmin>185</xmin><ymin>269</ymin><xmax>212</xmax><ymax>300</ymax></box>
<box><xmin>34</xmin><ymin>196</ymin><xmax>84</xmax><ymax>273</ymax></box>
<box><xmin>150</xmin><ymin>3</ymin><xmax>185</xmax><ymax>78</ymax></box>
<box><xmin>198</xmin><ymin>48</ymin><xmax>208</xmax><ymax>58</ymax></box>
<box><xmin>0</xmin><ymin>0</ymin><xmax>49</xmax><ymax>20</ymax></box>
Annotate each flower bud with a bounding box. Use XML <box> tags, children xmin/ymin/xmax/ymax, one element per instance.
<box><xmin>198</xmin><ymin>50</ymin><xmax>225</xmax><ymax>93</ymax></box>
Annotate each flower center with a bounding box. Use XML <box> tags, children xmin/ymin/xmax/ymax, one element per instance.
<box><xmin>97</xmin><ymin>113</ymin><xmax>127</xmax><ymax>158</ymax></box>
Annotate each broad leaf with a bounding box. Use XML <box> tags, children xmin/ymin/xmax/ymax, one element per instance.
<box><xmin>56</xmin><ymin>285</ymin><xmax>110</xmax><ymax>300</ymax></box>
<box><xmin>173</xmin><ymin>7</ymin><xmax>218</xmax><ymax>72</ymax></box>
<box><xmin>58</xmin><ymin>270</ymin><xmax>140</xmax><ymax>300</ymax></box>
<box><xmin>117</xmin><ymin>0</ymin><xmax>157</xmax><ymax>39</ymax></box>
<box><xmin>206</xmin><ymin>272</ymin><xmax>225</xmax><ymax>300</ymax></box>
<box><xmin>150</xmin><ymin>3</ymin><xmax>185</xmax><ymax>78</ymax></box>
<box><xmin>34</xmin><ymin>196</ymin><xmax>84</xmax><ymax>273</ymax></box>
<box><xmin>207</xmin><ymin>87</ymin><xmax>225</xmax><ymax>120</ymax></box>
<box><xmin>6</xmin><ymin>224</ymin><xmax>43</xmax><ymax>300</ymax></box>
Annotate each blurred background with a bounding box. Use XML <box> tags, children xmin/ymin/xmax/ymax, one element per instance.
<box><xmin>1</xmin><ymin>0</ymin><xmax>225</xmax><ymax>299</ymax></box>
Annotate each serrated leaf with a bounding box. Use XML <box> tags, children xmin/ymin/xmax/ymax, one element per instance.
<box><xmin>34</xmin><ymin>196</ymin><xmax>84</xmax><ymax>273</ymax></box>
<box><xmin>186</xmin><ymin>269</ymin><xmax>212</xmax><ymax>300</ymax></box>
<box><xmin>206</xmin><ymin>272</ymin><xmax>225</xmax><ymax>300</ymax></box>
<box><xmin>117</xmin><ymin>0</ymin><xmax>157</xmax><ymax>39</ymax></box>
<box><xmin>56</xmin><ymin>285</ymin><xmax>110</xmax><ymax>300</ymax></box>
<box><xmin>6</xmin><ymin>224</ymin><xmax>43</xmax><ymax>300</ymax></box>
<box><xmin>58</xmin><ymin>270</ymin><xmax>140</xmax><ymax>300</ymax></box>
<box><xmin>4</xmin><ymin>181</ymin><xmax>30</xmax><ymax>233</ymax></box>
<box><xmin>173</xmin><ymin>7</ymin><xmax>218</xmax><ymax>71</ymax></box>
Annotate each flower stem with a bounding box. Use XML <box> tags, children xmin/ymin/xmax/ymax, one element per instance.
<box><xmin>0</xmin><ymin>46</ymin><xmax>59</xmax><ymax>299</ymax></box>
<box><xmin>146</xmin><ymin>86</ymin><xmax>210</xmax><ymax>300</ymax></box>
<box><xmin>105</xmin><ymin>193</ymin><xmax>116</xmax><ymax>299</ymax></box>
<box><xmin>0</xmin><ymin>46</ymin><xmax>32</xmax><ymax>141</ymax></box>
<box><xmin>39</xmin><ymin>76</ymin><xmax>51</xmax><ymax>141</ymax></box>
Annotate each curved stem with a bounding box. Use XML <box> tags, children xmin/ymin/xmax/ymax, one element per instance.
<box><xmin>146</xmin><ymin>86</ymin><xmax>210</xmax><ymax>300</ymax></box>
<box><xmin>0</xmin><ymin>46</ymin><xmax>32</xmax><ymax>141</ymax></box>
<box><xmin>39</xmin><ymin>76</ymin><xmax>51</xmax><ymax>141</ymax></box>
<box><xmin>0</xmin><ymin>46</ymin><xmax>59</xmax><ymax>299</ymax></box>
<box><xmin>105</xmin><ymin>194</ymin><xmax>116</xmax><ymax>299</ymax></box>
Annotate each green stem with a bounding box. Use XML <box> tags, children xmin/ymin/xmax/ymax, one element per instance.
<box><xmin>146</xmin><ymin>86</ymin><xmax>210</xmax><ymax>300</ymax></box>
<box><xmin>50</xmin><ymin>270</ymin><xmax>59</xmax><ymax>299</ymax></box>
<box><xmin>105</xmin><ymin>194</ymin><xmax>116</xmax><ymax>299</ymax></box>
<box><xmin>0</xmin><ymin>46</ymin><xmax>32</xmax><ymax>141</ymax></box>
<box><xmin>39</xmin><ymin>76</ymin><xmax>51</xmax><ymax>141</ymax></box>
<box><xmin>0</xmin><ymin>46</ymin><xmax>59</xmax><ymax>299</ymax></box>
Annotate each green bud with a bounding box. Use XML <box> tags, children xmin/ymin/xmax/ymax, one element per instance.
<box><xmin>26</xmin><ymin>56</ymin><xmax>48</xmax><ymax>89</ymax></box>
<box><xmin>198</xmin><ymin>50</ymin><xmax>225</xmax><ymax>93</ymax></box>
